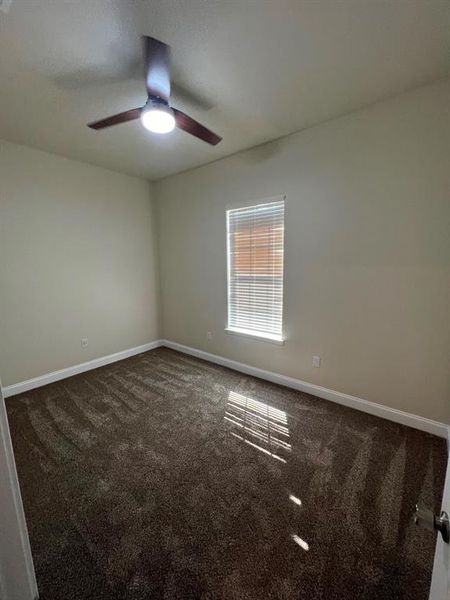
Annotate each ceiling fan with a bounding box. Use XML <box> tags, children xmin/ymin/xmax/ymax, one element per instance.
<box><xmin>87</xmin><ymin>36</ymin><xmax>222</xmax><ymax>146</ymax></box>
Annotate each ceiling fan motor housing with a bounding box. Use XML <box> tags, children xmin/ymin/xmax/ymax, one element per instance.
<box><xmin>147</xmin><ymin>95</ymin><xmax>171</xmax><ymax>109</ymax></box>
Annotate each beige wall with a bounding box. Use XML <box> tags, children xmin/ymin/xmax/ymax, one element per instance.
<box><xmin>156</xmin><ymin>79</ymin><xmax>450</xmax><ymax>424</ymax></box>
<box><xmin>0</xmin><ymin>141</ymin><xmax>159</xmax><ymax>386</ymax></box>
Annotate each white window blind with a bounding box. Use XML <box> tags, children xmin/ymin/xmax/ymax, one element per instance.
<box><xmin>226</xmin><ymin>199</ymin><xmax>285</xmax><ymax>341</ymax></box>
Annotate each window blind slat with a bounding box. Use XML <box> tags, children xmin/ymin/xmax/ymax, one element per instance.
<box><xmin>227</xmin><ymin>200</ymin><xmax>285</xmax><ymax>339</ymax></box>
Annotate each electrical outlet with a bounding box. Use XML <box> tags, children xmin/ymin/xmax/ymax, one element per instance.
<box><xmin>81</xmin><ymin>337</ymin><xmax>89</xmax><ymax>349</ymax></box>
<box><xmin>206</xmin><ymin>331</ymin><xmax>213</xmax><ymax>340</ymax></box>
<box><xmin>312</xmin><ymin>356</ymin><xmax>321</xmax><ymax>368</ymax></box>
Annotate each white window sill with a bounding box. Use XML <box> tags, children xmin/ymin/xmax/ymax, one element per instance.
<box><xmin>225</xmin><ymin>327</ymin><xmax>285</xmax><ymax>345</ymax></box>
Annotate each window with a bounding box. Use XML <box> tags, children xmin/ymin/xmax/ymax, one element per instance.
<box><xmin>226</xmin><ymin>198</ymin><xmax>285</xmax><ymax>342</ymax></box>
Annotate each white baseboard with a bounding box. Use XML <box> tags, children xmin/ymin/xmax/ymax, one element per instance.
<box><xmin>161</xmin><ymin>339</ymin><xmax>449</xmax><ymax>439</ymax></box>
<box><xmin>2</xmin><ymin>341</ymin><xmax>163</xmax><ymax>398</ymax></box>
<box><xmin>3</xmin><ymin>338</ymin><xmax>448</xmax><ymax>439</ymax></box>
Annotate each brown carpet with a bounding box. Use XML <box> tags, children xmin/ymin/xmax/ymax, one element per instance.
<box><xmin>6</xmin><ymin>347</ymin><xmax>447</xmax><ymax>600</ymax></box>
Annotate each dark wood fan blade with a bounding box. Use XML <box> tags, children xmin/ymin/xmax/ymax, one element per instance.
<box><xmin>87</xmin><ymin>107</ymin><xmax>142</xmax><ymax>130</ymax></box>
<box><xmin>143</xmin><ymin>36</ymin><xmax>171</xmax><ymax>101</ymax></box>
<box><xmin>173</xmin><ymin>108</ymin><xmax>222</xmax><ymax>145</ymax></box>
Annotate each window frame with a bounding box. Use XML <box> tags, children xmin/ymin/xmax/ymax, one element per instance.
<box><xmin>225</xmin><ymin>195</ymin><xmax>286</xmax><ymax>345</ymax></box>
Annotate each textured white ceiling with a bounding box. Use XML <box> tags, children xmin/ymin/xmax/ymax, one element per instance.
<box><xmin>0</xmin><ymin>0</ymin><xmax>449</xmax><ymax>180</ymax></box>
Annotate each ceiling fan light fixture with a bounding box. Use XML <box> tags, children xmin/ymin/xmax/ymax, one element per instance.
<box><xmin>141</xmin><ymin>101</ymin><xmax>175</xmax><ymax>134</ymax></box>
